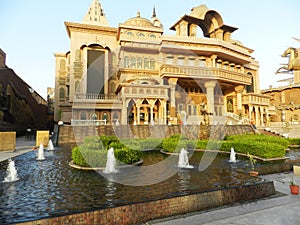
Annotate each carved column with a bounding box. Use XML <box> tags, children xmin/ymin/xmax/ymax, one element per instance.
<box><xmin>210</xmin><ymin>54</ymin><xmax>218</xmax><ymax>67</ymax></box>
<box><xmin>260</xmin><ymin>107</ymin><xmax>264</xmax><ymax>126</ymax></box>
<box><xmin>205</xmin><ymin>81</ymin><xmax>217</xmax><ymax>115</ymax></box>
<box><xmin>255</xmin><ymin>106</ymin><xmax>259</xmax><ymax>126</ymax></box>
<box><xmin>168</xmin><ymin>78</ymin><xmax>178</xmax><ymax>118</ymax></box>
<box><xmin>121</xmin><ymin>98</ymin><xmax>128</xmax><ymax>125</ymax></box>
<box><xmin>234</xmin><ymin>85</ymin><xmax>244</xmax><ymax>115</ymax></box>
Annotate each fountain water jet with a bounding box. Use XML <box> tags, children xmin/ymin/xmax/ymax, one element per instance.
<box><xmin>103</xmin><ymin>148</ymin><xmax>119</xmax><ymax>174</ymax></box>
<box><xmin>3</xmin><ymin>159</ymin><xmax>19</xmax><ymax>182</ymax></box>
<box><xmin>37</xmin><ymin>144</ymin><xmax>45</xmax><ymax>161</ymax></box>
<box><xmin>229</xmin><ymin>147</ymin><xmax>237</xmax><ymax>163</ymax></box>
<box><xmin>178</xmin><ymin>148</ymin><xmax>193</xmax><ymax>168</ymax></box>
<box><xmin>47</xmin><ymin>139</ymin><xmax>54</xmax><ymax>151</ymax></box>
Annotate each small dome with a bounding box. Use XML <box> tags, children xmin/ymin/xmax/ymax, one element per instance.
<box><xmin>124</xmin><ymin>12</ymin><xmax>154</xmax><ymax>28</ymax></box>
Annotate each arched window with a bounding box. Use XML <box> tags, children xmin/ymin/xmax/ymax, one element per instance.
<box><xmin>80</xmin><ymin>112</ymin><xmax>87</xmax><ymax>120</ymax></box>
<box><xmin>127</xmin><ymin>32</ymin><xmax>134</xmax><ymax>37</ymax></box>
<box><xmin>59</xmin><ymin>88</ymin><xmax>65</xmax><ymax>99</ymax></box>
<box><xmin>149</xmin><ymin>34</ymin><xmax>156</xmax><ymax>39</ymax></box>
<box><xmin>137</xmin><ymin>33</ymin><xmax>145</xmax><ymax>38</ymax></box>
<box><xmin>246</xmin><ymin>73</ymin><xmax>255</xmax><ymax>93</ymax></box>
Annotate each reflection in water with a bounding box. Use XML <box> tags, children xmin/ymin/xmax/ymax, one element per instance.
<box><xmin>177</xmin><ymin>169</ymin><xmax>191</xmax><ymax>195</ymax></box>
<box><xmin>105</xmin><ymin>181</ymin><xmax>117</xmax><ymax>207</ymax></box>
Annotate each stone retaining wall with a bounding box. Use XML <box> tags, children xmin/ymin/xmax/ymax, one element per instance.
<box><xmin>58</xmin><ymin>124</ymin><xmax>254</xmax><ymax>144</ymax></box>
<box><xmin>16</xmin><ymin>181</ymin><xmax>275</xmax><ymax>225</ymax></box>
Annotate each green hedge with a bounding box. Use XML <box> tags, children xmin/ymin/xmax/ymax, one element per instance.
<box><xmin>218</xmin><ymin>134</ymin><xmax>288</xmax><ymax>158</ymax></box>
<box><xmin>161</xmin><ymin>135</ymin><xmax>196</xmax><ymax>153</ymax></box>
<box><xmin>288</xmin><ymin>138</ymin><xmax>300</xmax><ymax>146</ymax></box>
<box><xmin>72</xmin><ymin>135</ymin><xmax>142</xmax><ymax>167</ymax></box>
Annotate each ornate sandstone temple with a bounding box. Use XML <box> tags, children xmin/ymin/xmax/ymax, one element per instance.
<box><xmin>54</xmin><ymin>0</ymin><xmax>270</xmax><ymax>126</ymax></box>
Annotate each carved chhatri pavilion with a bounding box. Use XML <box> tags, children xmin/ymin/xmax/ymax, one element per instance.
<box><xmin>54</xmin><ymin>0</ymin><xmax>269</xmax><ymax>126</ymax></box>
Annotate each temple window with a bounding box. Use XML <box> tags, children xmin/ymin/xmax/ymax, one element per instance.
<box><xmin>137</xmin><ymin>57</ymin><xmax>142</xmax><ymax>68</ymax></box>
<box><xmin>144</xmin><ymin>58</ymin><xmax>149</xmax><ymax>69</ymax></box>
<box><xmin>150</xmin><ymin>59</ymin><xmax>155</xmax><ymax>69</ymax></box>
<box><xmin>124</xmin><ymin>56</ymin><xmax>130</xmax><ymax>68</ymax></box>
<box><xmin>59</xmin><ymin>88</ymin><xmax>65</xmax><ymax>99</ymax></box>
<box><xmin>131</xmin><ymin>57</ymin><xmax>136</xmax><ymax>68</ymax></box>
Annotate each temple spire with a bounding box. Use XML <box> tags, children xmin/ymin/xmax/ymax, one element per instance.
<box><xmin>152</xmin><ymin>6</ymin><xmax>156</xmax><ymax>18</ymax></box>
<box><xmin>82</xmin><ymin>0</ymin><xmax>109</xmax><ymax>27</ymax></box>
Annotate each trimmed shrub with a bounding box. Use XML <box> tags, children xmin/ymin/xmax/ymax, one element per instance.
<box><xmin>222</xmin><ymin>134</ymin><xmax>288</xmax><ymax>158</ymax></box>
<box><xmin>72</xmin><ymin>135</ymin><xmax>142</xmax><ymax>167</ymax></box>
<box><xmin>72</xmin><ymin>146</ymin><xmax>107</xmax><ymax>167</ymax></box>
<box><xmin>288</xmin><ymin>138</ymin><xmax>300</xmax><ymax>146</ymax></box>
<box><xmin>161</xmin><ymin>135</ymin><xmax>190</xmax><ymax>153</ymax></box>
<box><xmin>139</xmin><ymin>138</ymin><xmax>163</xmax><ymax>150</ymax></box>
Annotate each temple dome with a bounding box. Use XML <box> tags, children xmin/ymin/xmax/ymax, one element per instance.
<box><xmin>124</xmin><ymin>12</ymin><xmax>154</xmax><ymax>27</ymax></box>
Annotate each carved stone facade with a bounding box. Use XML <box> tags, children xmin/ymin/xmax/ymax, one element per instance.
<box><xmin>262</xmin><ymin>85</ymin><xmax>300</xmax><ymax>124</ymax></box>
<box><xmin>54</xmin><ymin>1</ymin><xmax>270</xmax><ymax>126</ymax></box>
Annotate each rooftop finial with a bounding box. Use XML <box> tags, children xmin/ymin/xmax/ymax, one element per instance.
<box><xmin>137</xmin><ymin>11</ymin><xmax>141</xmax><ymax>18</ymax></box>
<box><xmin>152</xmin><ymin>6</ymin><xmax>156</xmax><ymax>18</ymax></box>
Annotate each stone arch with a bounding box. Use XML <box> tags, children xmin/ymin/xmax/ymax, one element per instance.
<box><xmin>246</xmin><ymin>72</ymin><xmax>255</xmax><ymax>93</ymax></box>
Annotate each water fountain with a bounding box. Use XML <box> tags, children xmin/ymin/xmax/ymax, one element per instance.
<box><xmin>178</xmin><ymin>148</ymin><xmax>194</xmax><ymax>168</ymax></box>
<box><xmin>229</xmin><ymin>147</ymin><xmax>237</xmax><ymax>163</ymax></box>
<box><xmin>36</xmin><ymin>144</ymin><xmax>45</xmax><ymax>161</ymax></box>
<box><xmin>3</xmin><ymin>159</ymin><xmax>19</xmax><ymax>182</ymax></box>
<box><xmin>0</xmin><ymin>146</ymin><xmax>276</xmax><ymax>224</ymax></box>
<box><xmin>103</xmin><ymin>148</ymin><xmax>118</xmax><ymax>174</ymax></box>
<box><xmin>47</xmin><ymin>139</ymin><xmax>54</xmax><ymax>151</ymax></box>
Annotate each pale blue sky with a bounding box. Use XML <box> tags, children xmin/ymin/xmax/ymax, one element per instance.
<box><xmin>1</xmin><ymin>0</ymin><xmax>300</xmax><ymax>99</ymax></box>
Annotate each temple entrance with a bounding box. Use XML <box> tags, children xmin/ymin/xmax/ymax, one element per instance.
<box><xmin>126</xmin><ymin>98</ymin><xmax>166</xmax><ymax>125</ymax></box>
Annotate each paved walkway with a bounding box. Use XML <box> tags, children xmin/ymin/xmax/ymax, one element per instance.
<box><xmin>1</xmin><ymin>138</ymin><xmax>300</xmax><ymax>225</ymax></box>
<box><xmin>0</xmin><ymin>137</ymin><xmax>36</xmax><ymax>162</ymax></box>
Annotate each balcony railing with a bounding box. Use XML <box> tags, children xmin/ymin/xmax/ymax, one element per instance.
<box><xmin>71</xmin><ymin>119</ymin><xmax>107</xmax><ymax>126</ymax></box>
<box><xmin>160</xmin><ymin>65</ymin><xmax>252</xmax><ymax>85</ymax></box>
<box><xmin>242</xmin><ymin>94</ymin><xmax>270</xmax><ymax>106</ymax></box>
<box><xmin>74</xmin><ymin>94</ymin><xmax>119</xmax><ymax>100</ymax></box>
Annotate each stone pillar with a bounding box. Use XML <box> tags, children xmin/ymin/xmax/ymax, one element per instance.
<box><xmin>179</xmin><ymin>21</ymin><xmax>188</xmax><ymax>36</ymax></box>
<box><xmin>150</xmin><ymin>107</ymin><xmax>154</xmax><ymax>124</ymax></box>
<box><xmin>162</xmin><ymin>100</ymin><xmax>167</xmax><ymax>125</ymax></box>
<box><xmin>260</xmin><ymin>107</ymin><xmax>264</xmax><ymax>126</ymax></box>
<box><xmin>205</xmin><ymin>81</ymin><xmax>217</xmax><ymax>115</ymax></box>
<box><xmin>137</xmin><ymin>106</ymin><xmax>141</xmax><ymax>125</ymax></box>
<box><xmin>234</xmin><ymin>85</ymin><xmax>244</xmax><ymax>114</ymax></box>
<box><xmin>255</xmin><ymin>106</ymin><xmax>259</xmax><ymax>126</ymax></box>
<box><xmin>215</xmin><ymin>29</ymin><xmax>224</xmax><ymax>40</ymax></box>
<box><xmin>294</xmin><ymin>70</ymin><xmax>300</xmax><ymax>84</ymax></box>
<box><xmin>104</xmin><ymin>50</ymin><xmax>109</xmax><ymax>95</ymax></box>
<box><xmin>210</xmin><ymin>54</ymin><xmax>218</xmax><ymax>67</ymax></box>
<box><xmin>168</xmin><ymin>78</ymin><xmax>178</xmax><ymax>118</ymax></box>
<box><xmin>248</xmin><ymin>105</ymin><xmax>253</xmax><ymax>121</ymax></box>
<box><xmin>121</xmin><ymin>99</ymin><xmax>128</xmax><ymax>125</ymax></box>
<box><xmin>224</xmin><ymin>32</ymin><xmax>231</xmax><ymax>42</ymax></box>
